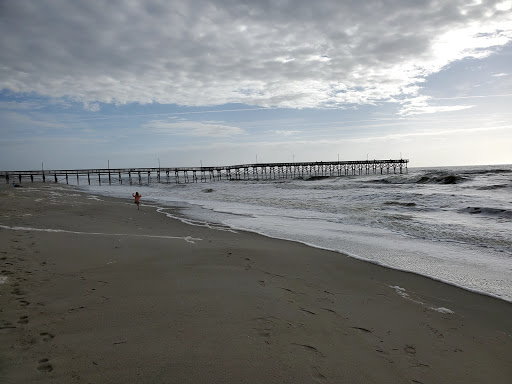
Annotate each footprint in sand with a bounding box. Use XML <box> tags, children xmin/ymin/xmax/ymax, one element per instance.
<box><xmin>37</xmin><ymin>358</ymin><xmax>53</xmax><ymax>372</ymax></box>
<box><xmin>244</xmin><ymin>257</ymin><xmax>253</xmax><ymax>271</ymax></box>
<box><xmin>254</xmin><ymin>317</ymin><xmax>274</xmax><ymax>339</ymax></box>
<box><xmin>11</xmin><ymin>287</ymin><xmax>25</xmax><ymax>295</ymax></box>
<box><xmin>254</xmin><ymin>316</ymin><xmax>293</xmax><ymax>343</ymax></box>
<box><xmin>17</xmin><ymin>315</ymin><xmax>29</xmax><ymax>324</ymax></box>
<box><xmin>0</xmin><ymin>321</ymin><xmax>16</xmax><ymax>329</ymax></box>
<box><xmin>404</xmin><ymin>344</ymin><xmax>416</xmax><ymax>354</ymax></box>
<box><xmin>18</xmin><ymin>299</ymin><xmax>30</xmax><ymax>307</ymax></box>
<box><xmin>311</xmin><ymin>366</ymin><xmax>327</xmax><ymax>383</ymax></box>
<box><xmin>40</xmin><ymin>332</ymin><xmax>54</xmax><ymax>342</ymax></box>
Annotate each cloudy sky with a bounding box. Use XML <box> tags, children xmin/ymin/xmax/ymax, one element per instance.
<box><xmin>1</xmin><ymin>0</ymin><xmax>511</xmax><ymax>170</ymax></box>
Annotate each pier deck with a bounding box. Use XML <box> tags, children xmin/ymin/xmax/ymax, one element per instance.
<box><xmin>1</xmin><ymin>159</ymin><xmax>408</xmax><ymax>185</ymax></box>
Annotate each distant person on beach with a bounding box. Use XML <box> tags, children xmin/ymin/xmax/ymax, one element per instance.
<box><xmin>11</xmin><ymin>181</ymin><xmax>22</xmax><ymax>187</ymax></box>
<box><xmin>132</xmin><ymin>192</ymin><xmax>142</xmax><ymax>210</ymax></box>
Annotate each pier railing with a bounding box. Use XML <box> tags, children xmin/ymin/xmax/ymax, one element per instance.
<box><xmin>1</xmin><ymin>159</ymin><xmax>408</xmax><ymax>185</ymax></box>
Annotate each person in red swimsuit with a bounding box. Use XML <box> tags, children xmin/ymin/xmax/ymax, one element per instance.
<box><xmin>132</xmin><ymin>192</ymin><xmax>142</xmax><ymax>210</ymax></box>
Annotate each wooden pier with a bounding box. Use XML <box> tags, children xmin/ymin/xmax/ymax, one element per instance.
<box><xmin>1</xmin><ymin>159</ymin><xmax>408</xmax><ymax>185</ymax></box>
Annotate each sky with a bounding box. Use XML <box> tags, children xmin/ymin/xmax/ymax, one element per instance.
<box><xmin>1</xmin><ymin>0</ymin><xmax>512</xmax><ymax>170</ymax></box>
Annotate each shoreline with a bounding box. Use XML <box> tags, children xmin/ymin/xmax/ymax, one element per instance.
<box><xmin>215</xmin><ymin>225</ymin><xmax>512</xmax><ymax>305</ymax></box>
<box><xmin>80</xmin><ymin>182</ymin><xmax>512</xmax><ymax>304</ymax></box>
<box><xmin>1</xmin><ymin>184</ymin><xmax>511</xmax><ymax>383</ymax></box>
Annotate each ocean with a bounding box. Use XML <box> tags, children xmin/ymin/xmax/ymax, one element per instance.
<box><xmin>78</xmin><ymin>165</ymin><xmax>512</xmax><ymax>302</ymax></box>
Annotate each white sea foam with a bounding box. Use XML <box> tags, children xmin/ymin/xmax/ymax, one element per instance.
<box><xmin>432</xmin><ymin>307</ymin><xmax>454</xmax><ymax>314</ymax></box>
<box><xmin>0</xmin><ymin>225</ymin><xmax>202</xmax><ymax>244</ymax></box>
<box><xmin>389</xmin><ymin>286</ymin><xmax>455</xmax><ymax>314</ymax></box>
<box><xmin>155</xmin><ymin>206</ymin><xmax>237</xmax><ymax>233</ymax></box>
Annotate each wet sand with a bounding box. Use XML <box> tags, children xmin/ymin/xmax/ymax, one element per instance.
<box><xmin>1</xmin><ymin>183</ymin><xmax>511</xmax><ymax>383</ymax></box>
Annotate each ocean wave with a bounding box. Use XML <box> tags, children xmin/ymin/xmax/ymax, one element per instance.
<box><xmin>476</xmin><ymin>184</ymin><xmax>511</xmax><ymax>190</ymax></box>
<box><xmin>383</xmin><ymin>201</ymin><xmax>417</xmax><ymax>207</ymax></box>
<box><xmin>303</xmin><ymin>175</ymin><xmax>331</xmax><ymax>181</ymax></box>
<box><xmin>460</xmin><ymin>168</ymin><xmax>512</xmax><ymax>175</ymax></box>
<box><xmin>363</xmin><ymin>172</ymin><xmax>468</xmax><ymax>185</ymax></box>
<box><xmin>416</xmin><ymin>173</ymin><xmax>468</xmax><ymax>184</ymax></box>
<box><xmin>460</xmin><ymin>207</ymin><xmax>512</xmax><ymax>219</ymax></box>
<box><xmin>365</xmin><ymin>178</ymin><xmax>392</xmax><ymax>184</ymax></box>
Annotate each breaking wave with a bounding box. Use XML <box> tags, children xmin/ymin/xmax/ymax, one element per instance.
<box><xmin>416</xmin><ymin>173</ymin><xmax>467</xmax><ymax>184</ymax></box>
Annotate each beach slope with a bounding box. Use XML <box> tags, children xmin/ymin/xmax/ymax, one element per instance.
<box><xmin>1</xmin><ymin>184</ymin><xmax>511</xmax><ymax>383</ymax></box>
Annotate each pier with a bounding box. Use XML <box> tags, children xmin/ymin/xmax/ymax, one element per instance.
<box><xmin>1</xmin><ymin>159</ymin><xmax>408</xmax><ymax>185</ymax></box>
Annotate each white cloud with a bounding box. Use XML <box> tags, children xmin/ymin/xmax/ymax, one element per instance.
<box><xmin>495</xmin><ymin>1</ymin><xmax>512</xmax><ymax>11</ymax></box>
<box><xmin>0</xmin><ymin>101</ymin><xmax>45</xmax><ymax>111</ymax></box>
<box><xmin>0</xmin><ymin>1</ymin><xmax>511</xmax><ymax>110</ymax></box>
<box><xmin>143</xmin><ymin>120</ymin><xmax>245</xmax><ymax>137</ymax></box>
<box><xmin>273</xmin><ymin>130</ymin><xmax>300</xmax><ymax>136</ymax></box>
<box><xmin>83</xmin><ymin>102</ymin><xmax>100</xmax><ymax>112</ymax></box>
<box><xmin>399</xmin><ymin>96</ymin><xmax>474</xmax><ymax>116</ymax></box>
<box><xmin>1</xmin><ymin>111</ymin><xmax>67</xmax><ymax>130</ymax></box>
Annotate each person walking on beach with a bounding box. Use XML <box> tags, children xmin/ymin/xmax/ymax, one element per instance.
<box><xmin>132</xmin><ymin>192</ymin><xmax>142</xmax><ymax>210</ymax></box>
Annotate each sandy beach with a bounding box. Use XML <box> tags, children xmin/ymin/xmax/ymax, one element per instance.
<box><xmin>1</xmin><ymin>183</ymin><xmax>511</xmax><ymax>383</ymax></box>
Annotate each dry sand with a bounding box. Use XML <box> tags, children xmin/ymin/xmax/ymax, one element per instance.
<box><xmin>0</xmin><ymin>183</ymin><xmax>511</xmax><ymax>383</ymax></box>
